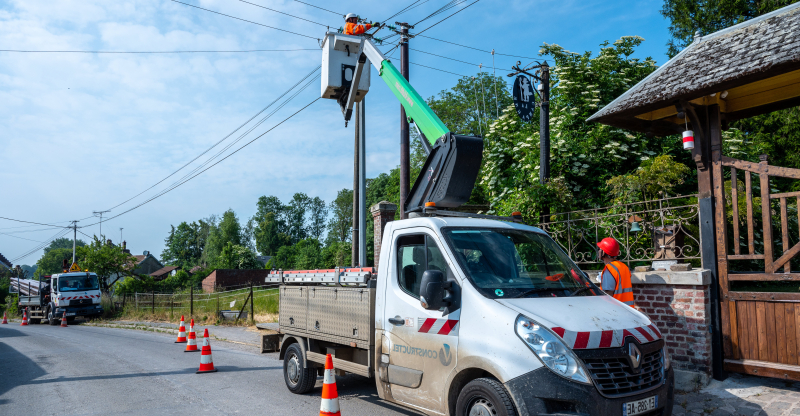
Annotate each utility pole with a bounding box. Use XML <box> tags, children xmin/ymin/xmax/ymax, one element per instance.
<box><xmin>358</xmin><ymin>99</ymin><xmax>367</xmax><ymax>267</ymax></box>
<box><xmin>93</xmin><ymin>210</ymin><xmax>111</xmax><ymax>239</ymax></box>
<box><xmin>71</xmin><ymin>221</ymin><xmax>78</xmax><ymax>264</ymax></box>
<box><xmin>120</xmin><ymin>228</ymin><xmax>123</xmax><ymax>244</ymax></box>
<box><xmin>397</xmin><ymin>22</ymin><xmax>413</xmax><ymax>219</ymax></box>
<box><xmin>352</xmin><ymin>97</ymin><xmax>360</xmax><ymax>267</ymax></box>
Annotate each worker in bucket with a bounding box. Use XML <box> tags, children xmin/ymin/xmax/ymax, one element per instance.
<box><xmin>597</xmin><ymin>237</ymin><xmax>636</xmax><ymax>307</ymax></box>
<box><xmin>344</xmin><ymin>13</ymin><xmax>379</xmax><ymax>35</ymax></box>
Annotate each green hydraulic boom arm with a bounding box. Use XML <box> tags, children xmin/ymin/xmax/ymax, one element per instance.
<box><xmin>350</xmin><ymin>38</ymin><xmax>483</xmax><ymax>213</ymax></box>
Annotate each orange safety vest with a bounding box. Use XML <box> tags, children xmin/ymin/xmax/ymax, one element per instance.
<box><xmin>603</xmin><ymin>261</ymin><xmax>635</xmax><ymax>307</ymax></box>
<box><xmin>344</xmin><ymin>22</ymin><xmax>372</xmax><ymax>35</ymax></box>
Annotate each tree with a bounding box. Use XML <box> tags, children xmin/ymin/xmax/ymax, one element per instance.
<box><xmin>307</xmin><ymin>196</ymin><xmax>328</xmax><ymax>241</ymax></box>
<box><xmin>286</xmin><ymin>193</ymin><xmax>311</xmax><ymax>242</ymax></box>
<box><xmin>326</xmin><ymin>189</ymin><xmax>353</xmax><ymax>244</ymax></box>
<box><xmin>661</xmin><ymin>0</ymin><xmax>796</xmax><ymax>58</ymax></box>
<box><xmin>34</xmin><ymin>248</ymin><xmax>74</xmax><ymax>277</ymax></box>
<box><xmin>161</xmin><ymin>221</ymin><xmax>204</xmax><ymax>269</ymax></box>
<box><xmin>202</xmin><ymin>209</ymin><xmax>245</xmax><ymax>266</ymax></box>
<box><xmin>44</xmin><ymin>237</ymin><xmax>85</xmax><ymax>255</ymax></box>
<box><xmin>607</xmin><ymin>155</ymin><xmax>692</xmax><ymax>205</ymax></box>
<box><xmin>428</xmin><ymin>72</ymin><xmax>513</xmax><ymax>137</ymax></box>
<box><xmin>76</xmin><ymin>237</ymin><xmax>138</xmax><ymax>292</ymax></box>
<box><xmin>255</xmin><ymin>212</ymin><xmax>291</xmax><ymax>256</ymax></box>
<box><xmin>217</xmin><ymin>242</ymin><xmax>261</xmax><ymax>270</ymax></box>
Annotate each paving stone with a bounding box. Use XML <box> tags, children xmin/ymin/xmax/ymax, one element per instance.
<box><xmin>790</xmin><ymin>408</ymin><xmax>800</xmax><ymax>415</ymax></box>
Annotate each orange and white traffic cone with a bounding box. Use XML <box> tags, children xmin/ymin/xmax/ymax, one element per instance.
<box><xmin>185</xmin><ymin>318</ymin><xmax>198</xmax><ymax>352</ymax></box>
<box><xmin>196</xmin><ymin>328</ymin><xmax>217</xmax><ymax>373</ymax></box>
<box><xmin>175</xmin><ymin>315</ymin><xmax>187</xmax><ymax>343</ymax></box>
<box><xmin>61</xmin><ymin>311</ymin><xmax>68</xmax><ymax>327</ymax></box>
<box><xmin>20</xmin><ymin>308</ymin><xmax>29</xmax><ymax>326</ymax></box>
<box><xmin>319</xmin><ymin>354</ymin><xmax>341</xmax><ymax>416</ymax></box>
<box><xmin>2</xmin><ymin>311</ymin><xmax>8</xmax><ymax>324</ymax></box>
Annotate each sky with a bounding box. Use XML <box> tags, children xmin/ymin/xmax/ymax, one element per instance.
<box><xmin>0</xmin><ymin>0</ymin><xmax>673</xmax><ymax>266</ymax></box>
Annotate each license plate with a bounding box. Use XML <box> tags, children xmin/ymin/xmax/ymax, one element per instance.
<box><xmin>623</xmin><ymin>395</ymin><xmax>657</xmax><ymax>416</ymax></box>
<box><xmin>66</xmin><ymin>313</ymin><xmax>76</xmax><ymax>316</ymax></box>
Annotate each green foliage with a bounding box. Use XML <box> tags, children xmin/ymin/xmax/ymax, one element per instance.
<box><xmin>202</xmin><ymin>210</ymin><xmax>251</xmax><ymax>266</ymax></box>
<box><xmin>254</xmin><ymin>212</ymin><xmax>292</xmax><ymax>256</ymax></box>
<box><xmin>217</xmin><ymin>242</ymin><xmax>261</xmax><ymax>270</ymax></box>
<box><xmin>322</xmin><ymin>241</ymin><xmax>352</xmax><ymax>268</ymax></box>
<box><xmin>44</xmin><ymin>237</ymin><xmax>86</xmax><ymax>255</ymax></box>
<box><xmin>251</xmin><ymin>193</ymin><xmax>328</xmax><ymax>255</ymax></box>
<box><xmin>326</xmin><ymin>188</ymin><xmax>353</xmax><ymax>245</ymax></box>
<box><xmin>161</xmin><ymin>220</ymin><xmax>210</xmax><ymax>269</ymax></box>
<box><xmin>660</xmin><ymin>0</ymin><xmax>796</xmax><ymax>58</ymax></box>
<box><xmin>34</xmin><ymin>248</ymin><xmax>74</xmax><ymax>277</ymax></box>
<box><xmin>427</xmin><ymin>72</ymin><xmax>513</xmax><ymax>137</ymax></box>
<box><xmin>606</xmin><ymin>155</ymin><xmax>691</xmax><ymax>205</ymax></box>
<box><xmin>482</xmin><ymin>37</ymin><xmax>687</xmax><ymax>217</ymax></box>
<box><xmin>76</xmin><ymin>237</ymin><xmax>138</xmax><ymax>291</ymax></box>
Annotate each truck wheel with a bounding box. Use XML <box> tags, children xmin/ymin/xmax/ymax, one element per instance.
<box><xmin>456</xmin><ymin>378</ymin><xmax>517</xmax><ymax>416</ymax></box>
<box><xmin>283</xmin><ymin>343</ymin><xmax>317</xmax><ymax>394</ymax></box>
<box><xmin>47</xmin><ymin>307</ymin><xmax>59</xmax><ymax>326</ymax></box>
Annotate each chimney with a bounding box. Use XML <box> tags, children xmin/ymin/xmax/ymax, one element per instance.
<box><xmin>122</xmin><ymin>241</ymin><xmax>127</xmax><ymax>250</ymax></box>
<box><xmin>107</xmin><ymin>239</ymin><xmax>113</xmax><ymax>246</ymax></box>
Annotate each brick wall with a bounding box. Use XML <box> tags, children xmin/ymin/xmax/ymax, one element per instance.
<box><xmin>201</xmin><ymin>269</ymin><xmax>270</xmax><ymax>293</ymax></box>
<box><xmin>633</xmin><ymin>284</ymin><xmax>712</xmax><ymax>375</ymax></box>
<box><xmin>371</xmin><ymin>201</ymin><xmax>397</xmax><ymax>269</ymax></box>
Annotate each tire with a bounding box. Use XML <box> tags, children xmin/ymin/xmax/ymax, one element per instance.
<box><xmin>283</xmin><ymin>343</ymin><xmax>317</xmax><ymax>394</ymax></box>
<box><xmin>47</xmin><ymin>307</ymin><xmax>59</xmax><ymax>326</ymax></box>
<box><xmin>455</xmin><ymin>378</ymin><xmax>517</xmax><ymax>416</ymax></box>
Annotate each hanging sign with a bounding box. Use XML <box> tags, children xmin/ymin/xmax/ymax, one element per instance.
<box><xmin>69</xmin><ymin>262</ymin><xmax>82</xmax><ymax>272</ymax></box>
<box><xmin>513</xmin><ymin>75</ymin><xmax>536</xmax><ymax>122</ymax></box>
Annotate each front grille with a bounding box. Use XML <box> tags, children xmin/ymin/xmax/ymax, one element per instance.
<box><xmin>69</xmin><ymin>299</ymin><xmax>92</xmax><ymax>306</ymax></box>
<box><xmin>583</xmin><ymin>349</ymin><xmax>664</xmax><ymax>397</ymax></box>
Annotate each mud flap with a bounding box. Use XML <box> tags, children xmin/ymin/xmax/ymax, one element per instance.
<box><xmin>405</xmin><ymin>133</ymin><xmax>483</xmax><ymax>214</ymax></box>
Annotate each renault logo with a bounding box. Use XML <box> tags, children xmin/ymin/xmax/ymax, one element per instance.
<box><xmin>628</xmin><ymin>343</ymin><xmax>642</xmax><ymax>372</ymax></box>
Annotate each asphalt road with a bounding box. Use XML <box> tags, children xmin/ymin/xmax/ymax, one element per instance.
<box><xmin>0</xmin><ymin>323</ymin><xmax>422</xmax><ymax>416</ymax></box>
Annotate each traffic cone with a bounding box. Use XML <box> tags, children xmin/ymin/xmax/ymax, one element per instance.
<box><xmin>20</xmin><ymin>308</ymin><xmax>29</xmax><ymax>326</ymax></box>
<box><xmin>2</xmin><ymin>311</ymin><xmax>8</xmax><ymax>324</ymax></box>
<box><xmin>175</xmin><ymin>315</ymin><xmax>187</xmax><ymax>343</ymax></box>
<box><xmin>196</xmin><ymin>328</ymin><xmax>217</xmax><ymax>374</ymax></box>
<box><xmin>185</xmin><ymin>318</ymin><xmax>198</xmax><ymax>352</ymax></box>
<box><xmin>319</xmin><ymin>354</ymin><xmax>341</xmax><ymax>416</ymax></box>
<box><xmin>61</xmin><ymin>311</ymin><xmax>68</xmax><ymax>327</ymax></box>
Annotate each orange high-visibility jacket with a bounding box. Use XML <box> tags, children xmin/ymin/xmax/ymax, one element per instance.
<box><xmin>603</xmin><ymin>261</ymin><xmax>635</xmax><ymax>307</ymax></box>
<box><xmin>344</xmin><ymin>22</ymin><xmax>372</xmax><ymax>35</ymax></box>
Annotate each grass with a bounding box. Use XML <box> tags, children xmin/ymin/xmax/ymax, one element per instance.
<box><xmin>100</xmin><ymin>287</ymin><xmax>279</xmax><ymax>326</ymax></box>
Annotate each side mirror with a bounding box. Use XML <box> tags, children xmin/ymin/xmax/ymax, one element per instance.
<box><xmin>419</xmin><ymin>270</ymin><xmax>445</xmax><ymax>310</ymax></box>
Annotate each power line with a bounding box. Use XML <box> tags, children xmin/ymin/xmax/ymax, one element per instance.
<box><xmin>413</xmin><ymin>0</ymin><xmax>471</xmax><ymax>25</ymax></box>
<box><xmin>9</xmin><ymin>228</ymin><xmax>72</xmax><ymax>264</ymax></box>
<box><xmin>293</xmin><ymin>0</ymin><xmax>341</xmax><ymax>16</ymax></box>
<box><xmin>415</xmin><ymin>0</ymin><xmax>482</xmax><ymax>36</ymax></box>
<box><xmin>0</xmin><ymin>216</ymin><xmax>69</xmax><ymax>228</ymax></box>
<box><xmin>411</xmin><ymin>61</ymin><xmax>468</xmax><ymax>77</ymax></box>
<box><xmin>102</xmin><ymin>66</ymin><xmax>321</xmax><ymax>213</ymax></box>
<box><xmin>237</xmin><ymin>0</ymin><xmax>331</xmax><ymax>27</ymax></box>
<box><xmin>83</xmin><ymin>92</ymin><xmax>321</xmax><ymax>227</ymax></box>
<box><xmin>0</xmin><ymin>227</ymin><xmax>66</xmax><ymax>234</ymax></box>
<box><xmin>0</xmin><ymin>232</ymin><xmax>45</xmax><ymax>243</ymax></box>
<box><xmin>169</xmin><ymin>0</ymin><xmax>319</xmax><ymax>40</ymax></box>
<box><xmin>382</xmin><ymin>0</ymin><xmax>424</xmax><ymax>24</ymax></box>
<box><xmin>417</xmin><ymin>34</ymin><xmax>537</xmax><ymax>59</ymax></box>
<box><xmin>0</xmin><ymin>49</ymin><xmax>319</xmax><ymax>54</ymax></box>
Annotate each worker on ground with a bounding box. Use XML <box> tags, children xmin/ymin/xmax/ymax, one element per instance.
<box><xmin>597</xmin><ymin>237</ymin><xmax>635</xmax><ymax>308</ymax></box>
<box><xmin>344</xmin><ymin>13</ymin><xmax>378</xmax><ymax>35</ymax></box>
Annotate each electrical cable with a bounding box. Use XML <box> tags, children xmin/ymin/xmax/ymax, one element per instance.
<box><xmin>0</xmin><ymin>232</ymin><xmax>45</xmax><ymax>243</ymax></box>
<box><xmin>0</xmin><ymin>216</ymin><xmax>69</xmax><ymax>228</ymax></box>
<box><xmin>102</xmin><ymin>66</ymin><xmax>321</xmax><ymax>213</ymax></box>
<box><xmin>77</xmin><ymin>230</ymin><xmax>94</xmax><ymax>240</ymax></box>
<box><xmin>293</xmin><ymin>0</ymin><xmax>341</xmax><ymax>16</ymax></box>
<box><xmin>169</xmin><ymin>0</ymin><xmax>319</xmax><ymax>40</ymax></box>
<box><xmin>410</xmin><ymin>61</ymin><xmax>468</xmax><ymax>77</ymax></box>
<box><xmin>415</xmin><ymin>0</ymin><xmax>481</xmax><ymax>36</ymax></box>
<box><xmin>381</xmin><ymin>0</ymin><xmax>423</xmax><ymax>24</ymax></box>
<box><xmin>9</xmin><ymin>228</ymin><xmax>73</xmax><ymax>263</ymax></box>
<box><xmin>413</xmin><ymin>0</ymin><xmax>471</xmax><ymax>25</ymax></box>
<box><xmin>417</xmin><ymin>34</ymin><xmax>537</xmax><ymax>59</ymax></box>
<box><xmin>237</xmin><ymin>0</ymin><xmax>330</xmax><ymax>27</ymax></box>
<box><xmin>81</xmin><ymin>89</ymin><xmax>321</xmax><ymax>227</ymax></box>
<box><xmin>0</xmin><ymin>227</ymin><xmax>66</xmax><ymax>234</ymax></box>
<box><xmin>410</xmin><ymin>47</ymin><xmax>511</xmax><ymax>70</ymax></box>
<box><xmin>0</xmin><ymin>49</ymin><xmax>320</xmax><ymax>54</ymax></box>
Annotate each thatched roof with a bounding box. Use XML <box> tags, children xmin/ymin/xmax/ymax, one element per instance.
<box><xmin>588</xmin><ymin>2</ymin><xmax>800</xmax><ymax>136</ymax></box>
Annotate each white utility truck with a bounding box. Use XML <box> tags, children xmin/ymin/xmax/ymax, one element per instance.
<box><xmin>12</xmin><ymin>265</ymin><xmax>104</xmax><ymax>324</ymax></box>
<box><xmin>267</xmin><ymin>29</ymin><xmax>674</xmax><ymax>416</ymax></box>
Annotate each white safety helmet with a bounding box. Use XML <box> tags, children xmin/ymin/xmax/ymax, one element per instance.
<box><xmin>345</xmin><ymin>13</ymin><xmax>357</xmax><ymax>20</ymax></box>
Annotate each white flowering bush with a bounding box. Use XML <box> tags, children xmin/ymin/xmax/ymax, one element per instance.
<box><xmin>481</xmin><ymin>36</ymin><xmax>687</xmax><ymax>220</ymax></box>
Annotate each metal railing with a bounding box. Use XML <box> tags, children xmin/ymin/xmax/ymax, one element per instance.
<box><xmin>535</xmin><ymin>195</ymin><xmax>701</xmax><ymax>269</ymax></box>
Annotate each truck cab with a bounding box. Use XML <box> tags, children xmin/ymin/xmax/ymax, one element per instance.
<box><xmin>374</xmin><ymin>216</ymin><xmax>673</xmax><ymax>416</ymax></box>
<box><xmin>275</xmin><ymin>216</ymin><xmax>673</xmax><ymax>416</ymax></box>
<box><xmin>48</xmin><ymin>272</ymin><xmax>103</xmax><ymax>323</ymax></box>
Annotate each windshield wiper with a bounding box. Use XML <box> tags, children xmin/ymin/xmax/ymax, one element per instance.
<box><xmin>568</xmin><ymin>286</ymin><xmax>595</xmax><ymax>297</ymax></box>
<box><xmin>512</xmin><ymin>287</ymin><xmax>565</xmax><ymax>298</ymax></box>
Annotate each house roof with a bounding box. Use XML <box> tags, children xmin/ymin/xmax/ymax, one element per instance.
<box><xmin>189</xmin><ymin>265</ymin><xmax>204</xmax><ymax>274</ymax></box>
<box><xmin>149</xmin><ymin>265</ymin><xmax>179</xmax><ymax>278</ymax></box>
<box><xmin>0</xmin><ymin>252</ymin><xmax>11</xmax><ymax>269</ymax></box>
<box><xmin>587</xmin><ymin>2</ymin><xmax>800</xmax><ymax>135</ymax></box>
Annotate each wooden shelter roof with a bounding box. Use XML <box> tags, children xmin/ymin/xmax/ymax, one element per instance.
<box><xmin>587</xmin><ymin>2</ymin><xmax>800</xmax><ymax>136</ymax></box>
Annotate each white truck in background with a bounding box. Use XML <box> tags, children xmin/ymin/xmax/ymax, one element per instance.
<box><xmin>267</xmin><ymin>216</ymin><xmax>674</xmax><ymax>416</ymax></box>
<box><xmin>12</xmin><ymin>268</ymin><xmax>103</xmax><ymax>324</ymax></box>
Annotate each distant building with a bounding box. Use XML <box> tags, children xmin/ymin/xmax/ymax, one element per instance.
<box><xmin>0</xmin><ymin>252</ymin><xmax>11</xmax><ymax>270</ymax></box>
<box><xmin>132</xmin><ymin>251</ymin><xmax>164</xmax><ymax>276</ymax></box>
<box><xmin>256</xmin><ymin>256</ymin><xmax>272</xmax><ymax>267</ymax></box>
<box><xmin>201</xmin><ymin>269</ymin><xmax>270</xmax><ymax>293</ymax></box>
<box><xmin>149</xmin><ymin>265</ymin><xmax>180</xmax><ymax>281</ymax></box>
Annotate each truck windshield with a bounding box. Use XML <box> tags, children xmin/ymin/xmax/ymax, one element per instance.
<box><xmin>442</xmin><ymin>228</ymin><xmax>598</xmax><ymax>299</ymax></box>
<box><xmin>58</xmin><ymin>275</ymin><xmax>99</xmax><ymax>291</ymax></box>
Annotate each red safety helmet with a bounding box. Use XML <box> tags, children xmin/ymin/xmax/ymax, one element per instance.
<box><xmin>597</xmin><ymin>237</ymin><xmax>620</xmax><ymax>258</ymax></box>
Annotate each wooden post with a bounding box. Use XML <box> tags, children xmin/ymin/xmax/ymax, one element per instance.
<box><xmin>249</xmin><ymin>282</ymin><xmax>254</xmax><ymax>325</ymax></box>
<box><xmin>135</xmin><ymin>292</ymin><xmax>138</xmax><ymax>311</ymax></box>
<box><xmin>170</xmin><ymin>293</ymin><xmax>174</xmax><ymax>320</ymax></box>
<box><xmin>706</xmin><ymin>104</ymin><xmax>726</xmax><ymax>380</ymax></box>
<box><xmin>151</xmin><ymin>290</ymin><xmax>155</xmax><ymax>314</ymax></box>
<box><xmin>190</xmin><ymin>286</ymin><xmax>194</xmax><ymax>318</ymax></box>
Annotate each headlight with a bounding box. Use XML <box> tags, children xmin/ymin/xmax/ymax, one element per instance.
<box><xmin>515</xmin><ymin>315</ymin><xmax>592</xmax><ymax>385</ymax></box>
<box><xmin>662</xmin><ymin>347</ymin><xmax>671</xmax><ymax>370</ymax></box>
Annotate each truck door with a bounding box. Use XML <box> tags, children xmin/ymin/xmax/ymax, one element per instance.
<box><xmin>383</xmin><ymin>230</ymin><xmax>459</xmax><ymax>413</ymax></box>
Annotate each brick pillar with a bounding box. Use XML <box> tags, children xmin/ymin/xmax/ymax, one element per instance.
<box><xmin>370</xmin><ymin>201</ymin><xmax>397</xmax><ymax>269</ymax></box>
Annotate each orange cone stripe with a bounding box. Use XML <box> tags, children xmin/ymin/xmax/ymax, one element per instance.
<box><xmin>197</xmin><ymin>329</ymin><xmax>217</xmax><ymax>373</ymax></box>
<box><xmin>319</xmin><ymin>354</ymin><xmax>340</xmax><ymax>416</ymax></box>
<box><xmin>185</xmin><ymin>324</ymin><xmax>198</xmax><ymax>351</ymax></box>
<box><xmin>61</xmin><ymin>312</ymin><xmax>68</xmax><ymax>327</ymax></box>
<box><xmin>175</xmin><ymin>316</ymin><xmax>187</xmax><ymax>342</ymax></box>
